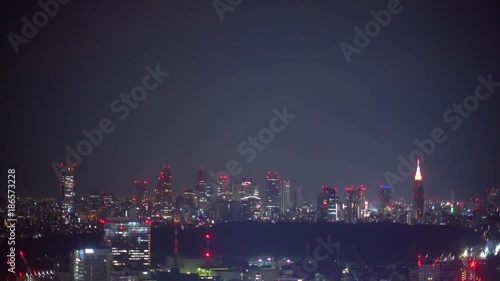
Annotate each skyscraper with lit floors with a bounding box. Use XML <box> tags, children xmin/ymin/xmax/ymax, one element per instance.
<box><xmin>413</xmin><ymin>158</ymin><xmax>424</xmax><ymax>220</ymax></box>
<box><xmin>154</xmin><ymin>165</ymin><xmax>173</xmax><ymax>220</ymax></box>
<box><xmin>265</xmin><ymin>172</ymin><xmax>281</xmax><ymax>217</ymax></box>
<box><xmin>103</xmin><ymin>217</ymin><xmax>151</xmax><ymax>271</ymax></box>
<box><xmin>70</xmin><ymin>248</ymin><xmax>112</xmax><ymax>281</ymax></box>
<box><xmin>59</xmin><ymin>162</ymin><xmax>76</xmax><ymax>220</ymax></box>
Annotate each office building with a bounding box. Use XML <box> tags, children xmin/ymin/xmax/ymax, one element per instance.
<box><xmin>241</xmin><ymin>178</ymin><xmax>258</xmax><ymax>198</ymax></box>
<box><xmin>378</xmin><ymin>185</ymin><xmax>392</xmax><ymax>216</ymax></box>
<box><xmin>265</xmin><ymin>171</ymin><xmax>281</xmax><ymax>216</ymax></box>
<box><xmin>70</xmin><ymin>248</ymin><xmax>112</xmax><ymax>281</ymax></box>
<box><xmin>281</xmin><ymin>180</ymin><xmax>292</xmax><ymax>213</ymax></box>
<box><xmin>103</xmin><ymin>217</ymin><xmax>151</xmax><ymax>270</ymax></box>
<box><xmin>317</xmin><ymin>185</ymin><xmax>338</xmax><ymax>222</ymax></box>
<box><xmin>345</xmin><ymin>185</ymin><xmax>366</xmax><ymax>222</ymax></box>
<box><xmin>59</xmin><ymin>162</ymin><xmax>76</xmax><ymax>216</ymax></box>
<box><xmin>88</xmin><ymin>192</ymin><xmax>101</xmax><ymax>215</ymax></box>
<box><xmin>154</xmin><ymin>165</ymin><xmax>173</xmax><ymax>220</ymax></box>
<box><xmin>134</xmin><ymin>180</ymin><xmax>148</xmax><ymax>208</ymax></box>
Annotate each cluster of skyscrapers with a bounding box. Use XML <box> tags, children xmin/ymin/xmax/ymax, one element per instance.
<box><xmin>57</xmin><ymin>159</ymin><xmax>430</xmax><ymax>227</ymax></box>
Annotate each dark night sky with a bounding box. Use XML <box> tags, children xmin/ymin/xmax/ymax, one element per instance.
<box><xmin>4</xmin><ymin>0</ymin><xmax>500</xmax><ymax>202</ymax></box>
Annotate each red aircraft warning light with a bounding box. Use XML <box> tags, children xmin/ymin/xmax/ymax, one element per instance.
<box><xmin>205</xmin><ymin>234</ymin><xmax>210</xmax><ymax>239</ymax></box>
<box><xmin>205</xmin><ymin>252</ymin><xmax>211</xmax><ymax>258</ymax></box>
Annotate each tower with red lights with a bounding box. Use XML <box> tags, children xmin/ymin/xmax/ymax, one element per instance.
<box><xmin>135</xmin><ymin>180</ymin><xmax>148</xmax><ymax>207</ymax></box>
<box><xmin>413</xmin><ymin>159</ymin><xmax>425</xmax><ymax>220</ymax></box>
<box><xmin>217</xmin><ymin>175</ymin><xmax>228</xmax><ymax>199</ymax></box>
<box><xmin>59</xmin><ymin>162</ymin><xmax>76</xmax><ymax>217</ymax></box>
<box><xmin>154</xmin><ymin>165</ymin><xmax>173</xmax><ymax>220</ymax></box>
<box><xmin>265</xmin><ymin>171</ymin><xmax>281</xmax><ymax>216</ymax></box>
<box><xmin>345</xmin><ymin>185</ymin><xmax>366</xmax><ymax>222</ymax></box>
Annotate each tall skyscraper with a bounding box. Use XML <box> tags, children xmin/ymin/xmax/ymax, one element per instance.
<box><xmin>195</xmin><ymin>166</ymin><xmax>208</xmax><ymax>206</ymax></box>
<box><xmin>87</xmin><ymin>192</ymin><xmax>101</xmax><ymax>216</ymax></box>
<box><xmin>317</xmin><ymin>185</ymin><xmax>338</xmax><ymax>222</ymax></box>
<box><xmin>70</xmin><ymin>248</ymin><xmax>112</xmax><ymax>281</ymax></box>
<box><xmin>59</xmin><ymin>162</ymin><xmax>76</xmax><ymax>217</ymax></box>
<box><xmin>378</xmin><ymin>185</ymin><xmax>392</xmax><ymax>216</ymax></box>
<box><xmin>154</xmin><ymin>165</ymin><xmax>173</xmax><ymax>220</ymax></box>
<box><xmin>357</xmin><ymin>184</ymin><xmax>367</xmax><ymax>219</ymax></box>
<box><xmin>103</xmin><ymin>217</ymin><xmax>151</xmax><ymax>270</ymax></box>
<box><xmin>281</xmin><ymin>180</ymin><xmax>291</xmax><ymax>213</ymax></box>
<box><xmin>295</xmin><ymin>179</ymin><xmax>303</xmax><ymax>208</ymax></box>
<box><xmin>265</xmin><ymin>172</ymin><xmax>281</xmax><ymax>216</ymax></box>
<box><xmin>413</xmin><ymin>158</ymin><xmax>425</xmax><ymax>220</ymax></box>
<box><xmin>217</xmin><ymin>175</ymin><xmax>231</xmax><ymax>200</ymax></box>
<box><xmin>134</xmin><ymin>180</ymin><xmax>148</xmax><ymax>207</ymax></box>
<box><xmin>345</xmin><ymin>185</ymin><xmax>366</xmax><ymax>222</ymax></box>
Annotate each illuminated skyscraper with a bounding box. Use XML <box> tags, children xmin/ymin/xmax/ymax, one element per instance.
<box><xmin>134</xmin><ymin>180</ymin><xmax>148</xmax><ymax>208</ymax></box>
<box><xmin>154</xmin><ymin>165</ymin><xmax>173</xmax><ymax>220</ymax></box>
<box><xmin>265</xmin><ymin>172</ymin><xmax>281</xmax><ymax>215</ymax></box>
<box><xmin>378</xmin><ymin>185</ymin><xmax>392</xmax><ymax>216</ymax></box>
<box><xmin>70</xmin><ymin>248</ymin><xmax>112</xmax><ymax>281</ymax></box>
<box><xmin>357</xmin><ymin>184</ymin><xmax>367</xmax><ymax>218</ymax></box>
<box><xmin>317</xmin><ymin>185</ymin><xmax>338</xmax><ymax>222</ymax></box>
<box><xmin>195</xmin><ymin>166</ymin><xmax>209</xmax><ymax>206</ymax></box>
<box><xmin>103</xmin><ymin>217</ymin><xmax>151</xmax><ymax>270</ymax></box>
<box><xmin>87</xmin><ymin>192</ymin><xmax>101</xmax><ymax>215</ymax></box>
<box><xmin>345</xmin><ymin>185</ymin><xmax>366</xmax><ymax>222</ymax></box>
<box><xmin>281</xmin><ymin>180</ymin><xmax>291</xmax><ymax>213</ymax></box>
<box><xmin>413</xmin><ymin>158</ymin><xmax>425</xmax><ymax>220</ymax></box>
<box><xmin>59</xmin><ymin>162</ymin><xmax>76</xmax><ymax>216</ymax></box>
<box><xmin>217</xmin><ymin>175</ymin><xmax>228</xmax><ymax>199</ymax></box>
<box><xmin>241</xmin><ymin>178</ymin><xmax>258</xmax><ymax>198</ymax></box>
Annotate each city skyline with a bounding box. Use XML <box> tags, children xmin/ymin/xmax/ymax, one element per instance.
<box><xmin>19</xmin><ymin>158</ymin><xmax>496</xmax><ymax>205</ymax></box>
<box><xmin>4</xmin><ymin>1</ymin><xmax>500</xmax><ymax>203</ymax></box>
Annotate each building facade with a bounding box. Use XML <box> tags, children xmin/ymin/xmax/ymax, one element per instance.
<box><xmin>70</xmin><ymin>248</ymin><xmax>112</xmax><ymax>281</ymax></box>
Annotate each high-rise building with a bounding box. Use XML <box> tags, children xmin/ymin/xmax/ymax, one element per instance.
<box><xmin>378</xmin><ymin>185</ymin><xmax>392</xmax><ymax>216</ymax></box>
<box><xmin>195</xmin><ymin>166</ymin><xmax>208</xmax><ymax>206</ymax></box>
<box><xmin>241</xmin><ymin>178</ymin><xmax>258</xmax><ymax>198</ymax></box>
<box><xmin>88</xmin><ymin>192</ymin><xmax>101</xmax><ymax>215</ymax></box>
<box><xmin>357</xmin><ymin>184</ymin><xmax>367</xmax><ymax>219</ymax></box>
<box><xmin>103</xmin><ymin>217</ymin><xmax>151</xmax><ymax>270</ymax></box>
<box><xmin>413</xmin><ymin>158</ymin><xmax>425</xmax><ymax>220</ymax></box>
<box><xmin>295</xmin><ymin>180</ymin><xmax>303</xmax><ymax>208</ymax></box>
<box><xmin>70</xmin><ymin>248</ymin><xmax>112</xmax><ymax>281</ymax></box>
<box><xmin>241</xmin><ymin>196</ymin><xmax>262</xmax><ymax>220</ymax></box>
<box><xmin>345</xmin><ymin>185</ymin><xmax>366</xmax><ymax>222</ymax></box>
<box><xmin>281</xmin><ymin>180</ymin><xmax>291</xmax><ymax>213</ymax></box>
<box><xmin>265</xmin><ymin>172</ymin><xmax>281</xmax><ymax>216</ymax></box>
<box><xmin>154</xmin><ymin>165</ymin><xmax>173</xmax><ymax>220</ymax></box>
<box><xmin>59</xmin><ymin>162</ymin><xmax>76</xmax><ymax>215</ymax></box>
<box><xmin>217</xmin><ymin>175</ymin><xmax>229</xmax><ymax>200</ymax></box>
<box><xmin>317</xmin><ymin>185</ymin><xmax>338</xmax><ymax>222</ymax></box>
<box><xmin>134</xmin><ymin>180</ymin><xmax>148</xmax><ymax>208</ymax></box>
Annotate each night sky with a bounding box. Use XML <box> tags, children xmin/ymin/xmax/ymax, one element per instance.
<box><xmin>4</xmin><ymin>0</ymin><xmax>500</xmax><ymax>202</ymax></box>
